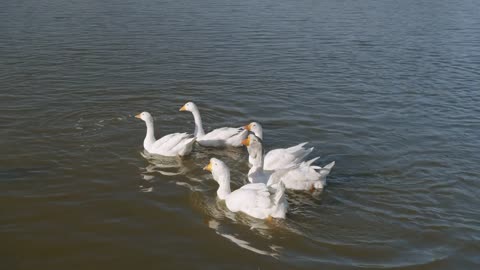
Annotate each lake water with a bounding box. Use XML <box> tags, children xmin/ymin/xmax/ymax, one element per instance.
<box><xmin>1</xmin><ymin>0</ymin><xmax>479</xmax><ymax>269</ymax></box>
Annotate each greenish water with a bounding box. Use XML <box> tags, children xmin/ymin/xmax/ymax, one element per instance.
<box><xmin>1</xmin><ymin>0</ymin><xmax>479</xmax><ymax>269</ymax></box>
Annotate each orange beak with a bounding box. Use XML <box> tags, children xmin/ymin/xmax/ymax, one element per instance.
<box><xmin>135</xmin><ymin>113</ymin><xmax>141</xmax><ymax>119</ymax></box>
<box><xmin>244</xmin><ymin>123</ymin><xmax>252</xmax><ymax>131</ymax></box>
<box><xmin>179</xmin><ymin>105</ymin><xmax>187</xmax><ymax>111</ymax></box>
<box><xmin>241</xmin><ymin>136</ymin><xmax>250</xmax><ymax>146</ymax></box>
<box><xmin>203</xmin><ymin>162</ymin><xmax>213</xmax><ymax>172</ymax></box>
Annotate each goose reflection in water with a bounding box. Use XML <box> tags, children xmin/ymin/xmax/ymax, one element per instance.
<box><xmin>136</xmin><ymin>148</ymin><xmax>309</xmax><ymax>258</ymax></box>
<box><xmin>138</xmin><ymin>150</ymin><xmax>196</xmax><ymax>192</ymax></box>
<box><xmin>193</xmin><ymin>187</ymin><xmax>283</xmax><ymax>258</ymax></box>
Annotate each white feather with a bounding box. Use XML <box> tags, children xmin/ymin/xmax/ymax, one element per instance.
<box><xmin>207</xmin><ymin>158</ymin><xmax>288</xmax><ymax>219</ymax></box>
<box><xmin>136</xmin><ymin>112</ymin><xmax>195</xmax><ymax>157</ymax></box>
<box><xmin>180</xmin><ymin>102</ymin><xmax>248</xmax><ymax>147</ymax></box>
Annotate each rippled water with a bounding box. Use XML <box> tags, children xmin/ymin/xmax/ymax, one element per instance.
<box><xmin>1</xmin><ymin>0</ymin><xmax>480</xmax><ymax>269</ymax></box>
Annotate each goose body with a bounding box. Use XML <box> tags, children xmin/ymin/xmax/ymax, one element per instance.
<box><xmin>204</xmin><ymin>158</ymin><xmax>287</xmax><ymax>219</ymax></box>
<box><xmin>135</xmin><ymin>112</ymin><xmax>195</xmax><ymax>157</ymax></box>
<box><xmin>269</xmin><ymin>158</ymin><xmax>335</xmax><ymax>190</ymax></box>
<box><xmin>245</xmin><ymin>122</ymin><xmax>312</xmax><ymax>170</ymax></box>
<box><xmin>180</xmin><ymin>102</ymin><xmax>248</xmax><ymax>147</ymax></box>
<box><xmin>242</xmin><ymin>134</ymin><xmax>335</xmax><ymax>191</ymax></box>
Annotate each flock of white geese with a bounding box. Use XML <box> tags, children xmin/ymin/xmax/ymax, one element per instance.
<box><xmin>135</xmin><ymin>101</ymin><xmax>335</xmax><ymax>220</ymax></box>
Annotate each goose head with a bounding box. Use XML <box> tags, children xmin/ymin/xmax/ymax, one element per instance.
<box><xmin>135</xmin><ymin>111</ymin><xmax>153</xmax><ymax>123</ymax></box>
<box><xmin>242</xmin><ymin>134</ymin><xmax>263</xmax><ymax>150</ymax></box>
<box><xmin>244</xmin><ymin>122</ymin><xmax>263</xmax><ymax>139</ymax></box>
<box><xmin>203</xmin><ymin>157</ymin><xmax>230</xmax><ymax>184</ymax></box>
<box><xmin>179</xmin><ymin>101</ymin><xmax>198</xmax><ymax>112</ymax></box>
<box><xmin>242</xmin><ymin>134</ymin><xmax>264</xmax><ymax>164</ymax></box>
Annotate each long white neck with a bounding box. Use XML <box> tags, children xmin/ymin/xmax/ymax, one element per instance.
<box><xmin>249</xmin><ymin>144</ymin><xmax>264</xmax><ymax>169</ymax></box>
<box><xmin>143</xmin><ymin>120</ymin><xmax>156</xmax><ymax>151</ymax></box>
<box><xmin>248</xmin><ymin>144</ymin><xmax>265</xmax><ymax>179</ymax></box>
<box><xmin>191</xmin><ymin>107</ymin><xmax>205</xmax><ymax>137</ymax></box>
<box><xmin>214</xmin><ymin>169</ymin><xmax>232</xmax><ymax>200</ymax></box>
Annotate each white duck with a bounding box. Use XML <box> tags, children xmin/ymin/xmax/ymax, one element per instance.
<box><xmin>179</xmin><ymin>102</ymin><xmax>248</xmax><ymax>147</ymax></box>
<box><xmin>244</xmin><ymin>122</ymin><xmax>312</xmax><ymax>170</ymax></box>
<box><xmin>242</xmin><ymin>134</ymin><xmax>335</xmax><ymax>191</ymax></box>
<box><xmin>203</xmin><ymin>158</ymin><xmax>288</xmax><ymax>220</ymax></box>
<box><xmin>135</xmin><ymin>112</ymin><xmax>196</xmax><ymax>157</ymax></box>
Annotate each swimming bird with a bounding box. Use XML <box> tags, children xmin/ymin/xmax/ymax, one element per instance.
<box><xmin>244</xmin><ymin>122</ymin><xmax>312</xmax><ymax>170</ymax></box>
<box><xmin>179</xmin><ymin>102</ymin><xmax>248</xmax><ymax>147</ymax></box>
<box><xmin>243</xmin><ymin>134</ymin><xmax>335</xmax><ymax>191</ymax></box>
<box><xmin>203</xmin><ymin>158</ymin><xmax>288</xmax><ymax>220</ymax></box>
<box><xmin>135</xmin><ymin>112</ymin><xmax>195</xmax><ymax>157</ymax></box>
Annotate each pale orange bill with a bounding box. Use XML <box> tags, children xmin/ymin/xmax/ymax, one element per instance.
<box><xmin>241</xmin><ymin>136</ymin><xmax>250</xmax><ymax>146</ymax></box>
<box><xmin>203</xmin><ymin>162</ymin><xmax>213</xmax><ymax>172</ymax></box>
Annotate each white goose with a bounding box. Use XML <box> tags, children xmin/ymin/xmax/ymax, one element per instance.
<box><xmin>244</xmin><ymin>122</ymin><xmax>312</xmax><ymax>170</ymax></box>
<box><xmin>203</xmin><ymin>158</ymin><xmax>288</xmax><ymax>220</ymax></box>
<box><xmin>135</xmin><ymin>112</ymin><xmax>196</xmax><ymax>157</ymax></box>
<box><xmin>242</xmin><ymin>134</ymin><xmax>335</xmax><ymax>191</ymax></box>
<box><xmin>179</xmin><ymin>102</ymin><xmax>248</xmax><ymax>147</ymax></box>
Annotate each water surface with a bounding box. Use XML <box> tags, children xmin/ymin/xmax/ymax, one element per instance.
<box><xmin>1</xmin><ymin>0</ymin><xmax>480</xmax><ymax>269</ymax></box>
